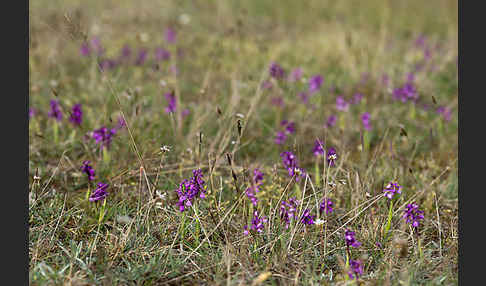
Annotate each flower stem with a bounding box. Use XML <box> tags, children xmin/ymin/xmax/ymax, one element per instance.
<box><xmin>102</xmin><ymin>148</ymin><xmax>110</xmax><ymax>165</ymax></box>
<box><xmin>314</xmin><ymin>160</ymin><xmax>321</xmax><ymax>188</ymax></box>
<box><xmin>98</xmin><ymin>198</ymin><xmax>107</xmax><ymax>224</ymax></box>
<box><xmin>69</xmin><ymin>129</ymin><xmax>76</xmax><ymax>142</ymax></box>
<box><xmin>85</xmin><ymin>185</ymin><xmax>91</xmax><ymax>202</ymax></box>
<box><xmin>345</xmin><ymin>247</ymin><xmax>350</xmax><ymax>282</ymax></box>
<box><xmin>53</xmin><ymin>121</ymin><xmax>59</xmax><ymax>144</ymax></box>
<box><xmin>363</xmin><ymin>130</ymin><xmax>370</xmax><ymax>152</ymax></box>
<box><xmin>416</xmin><ymin>231</ymin><xmax>423</xmax><ymax>260</ymax></box>
<box><xmin>409</xmin><ymin>103</ymin><xmax>416</xmax><ymax>120</ymax></box>
<box><xmin>180</xmin><ymin>211</ymin><xmax>186</xmax><ymax>241</ymax></box>
<box><xmin>383</xmin><ymin>200</ymin><xmax>394</xmax><ymax>240</ymax></box>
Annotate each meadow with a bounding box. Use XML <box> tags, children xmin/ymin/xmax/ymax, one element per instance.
<box><xmin>29</xmin><ymin>0</ymin><xmax>458</xmax><ymax>284</ymax></box>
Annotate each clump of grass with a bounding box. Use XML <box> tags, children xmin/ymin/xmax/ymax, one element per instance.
<box><xmin>29</xmin><ymin>0</ymin><xmax>457</xmax><ymax>284</ymax></box>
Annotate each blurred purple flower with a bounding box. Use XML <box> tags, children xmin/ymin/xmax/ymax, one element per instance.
<box><xmin>244</xmin><ymin>210</ymin><xmax>268</xmax><ymax>235</ymax></box>
<box><xmin>348</xmin><ymin>260</ymin><xmax>364</xmax><ymax>280</ymax></box>
<box><xmin>345</xmin><ymin>229</ymin><xmax>361</xmax><ymax>248</ymax></box>
<box><xmin>327</xmin><ymin>147</ymin><xmax>337</xmax><ymax>167</ymax></box>
<box><xmin>284</xmin><ymin>121</ymin><xmax>295</xmax><ymax>134</ymax></box>
<box><xmin>92</xmin><ymin>126</ymin><xmax>117</xmax><ymax>150</ymax></box>
<box><xmin>421</xmin><ymin>103</ymin><xmax>431</xmax><ymax>111</ymax></box>
<box><xmin>424</xmin><ymin>47</ymin><xmax>432</xmax><ymax>61</ymax></box>
<box><xmin>308</xmin><ymin>75</ymin><xmax>323</xmax><ymax>93</ymax></box>
<box><xmin>245</xmin><ymin>186</ymin><xmax>259</xmax><ymax>206</ymax></box>
<box><xmin>270</xmin><ymin>96</ymin><xmax>284</xmax><ymax>107</ymax></box>
<box><xmin>312</xmin><ymin>139</ymin><xmax>325</xmax><ymax>156</ymax></box>
<box><xmin>90</xmin><ymin>37</ymin><xmax>104</xmax><ymax>56</ymax></box>
<box><xmin>253</xmin><ymin>168</ymin><xmax>264</xmax><ymax>186</ymax></box>
<box><xmin>403</xmin><ymin>202</ymin><xmax>425</xmax><ymax>229</ymax></box>
<box><xmin>288</xmin><ymin>67</ymin><xmax>303</xmax><ymax>82</ymax></box>
<box><xmin>117</xmin><ymin>44</ymin><xmax>132</xmax><ymax>63</ymax></box>
<box><xmin>81</xmin><ymin>160</ymin><xmax>95</xmax><ymax>181</ymax></box>
<box><xmin>382</xmin><ymin>74</ymin><xmax>390</xmax><ymax>86</ymax></box>
<box><xmin>165</xmin><ymin>27</ymin><xmax>177</xmax><ymax>44</ymax></box>
<box><xmin>48</xmin><ymin>100</ymin><xmax>63</xmax><ymax>121</ymax></box>
<box><xmin>155</xmin><ymin>47</ymin><xmax>171</xmax><ymax>61</ymax></box>
<box><xmin>407</xmin><ymin>72</ymin><xmax>415</xmax><ymax>83</ymax></box>
<box><xmin>326</xmin><ymin>115</ymin><xmax>337</xmax><ymax>128</ymax></box>
<box><xmin>275</xmin><ymin>131</ymin><xmax>287</xmax><ymax>145</ymax></box>
<box><xmin>245</xmin><ymin>168</ymin><xmax>264</xmax><ymax>206</ymax></box>
<box><xmin>116</xmin><ymin>116</ymin><xmax>126</xmax><ymax>130</ymax></box>
<box><xmin>280</xmin><ymin>151</ymin><xmax>305</xmax><ymax>180</ymax></box>
<box><xmin>89</xmin><ymin>182</ymin><xmax>108</xmax><ymax>202</ymax></box>
<box><xmin>414</xmin><ymin>34</ymin><xmax>426</xmax><ymax>48</ymax></box>
<box><xmin>275</xmin><ymin>121</ymin><xmax>295</xmax><ymax>144</ymax></box>
<box><xmin>319</xmin><ymin>198</ymin><xmax>333</xmax><ymax>215</ymax></box>
<box><xmin>403</xmin><ymin>82</ymin><xmax>418</xmax><ymax>100</ymax></box>
<box><xmin>300</xmin><ymin>209</ymin><xmax>316</xmax><ymax>225</ymax></box>
<box><xmin>182</xmin><ymin>108</ymin><xmax>190</xmax><ymax>117</ymax></box>
<box><xmin>437</xmin><ymin>106</ymin><xmax>452</xmax><ymax>121</ymax></box>
<box><xmin>392</xmin><ymin>82</ymin><xmax>418</xmax><ymax>102</ymax></box>
<box><xmin>175</xmin><ymin>169</ymin><xmax>206</xmax><ymax>212</ymax></box>
<box><xmin>414</xmin><ymin>63</ymin><xmax>425</xmax><ymax>72</ymax></box>
<box><xmin>29</xmin><ymin>107</ymin><xmax>36</xmax><ymax>119</ymax></box>
<box><xmin>269</xmin><ymin>62</ymin><xmax>285</xmax><ymax>79</ymax></box>
<box><xmin>280</xmin><ymin>197</ymin><xmax>300</xmax><ymax>229</ymax></box>
<box><xmin>262</xmin><ymin>80</ymin><xmax>273</xmax><ymax>90</ymax></box>
<box><xmin>298</xmin><ymin>91</ymin><xmax>309</xmax><ymax>104</ymax></box>
<box><xmin>280</xmin><ymin>151</ymin><xmax>298</xmax><ymax>173</ymax></box>
<box><xmin>135</xmin><ymin>48</ymin><xmax>148</xmax><ymax>65</ymax></box>
<box><xmin>383</xmin><ymin>181</ymin><xmax>402</xmax><ymax>200</ymax></box>
<box><xmin>352</xmin><ymin>93</ymin><xmax>364</xmax><ymax>104</ymax></box>
<box><xmin>336</xmin><ymin>96</ymin><xmax>349</xmax><ymax>111</ymax></box>
<box><xmin>121</xmin><ymin>44</ymin><xmax>132</xmax><ymax>58</ymax></box>
<box><xmin>164</xmin><ymin>91</ymin><xmax>176</xmax><ymax>113</ymax></box>
<box><xmin>361</xmin><ymin>112</ymin><xmax>372</xmax><ymax>131</ymax></box>
<box><xmin>80</xmin><ymin>42</ymin><xmax>91</xmax><ymax>57</ymax></box>
<box><xmin>99</xmin><ymin>59</ymin><xmax>117</xmax><ymax>71</ymax></box>
<box><xmin>69</xmin><ymin>104</ymin><xmax>83</xmax><ymax>126</ymax></box>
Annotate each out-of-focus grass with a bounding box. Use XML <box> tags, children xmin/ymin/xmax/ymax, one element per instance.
<box><xmin>29</xmin><ymin>0</ymin><xmax>457</xmax><ymax>285</ymax></box>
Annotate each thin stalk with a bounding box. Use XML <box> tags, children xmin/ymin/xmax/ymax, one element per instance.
<box><xmin>383</xmin><ymin>200</ymin><xmax>394</xmax><ymax>240</ymax></box>
<box><xmin>416</xmin><ymin>230</ymin><xmax>423</xmax><ymax>260</ymax></box>
<box><xmin>102</xmin><ymin>148</ymin><xmax>110</xmax><ymax>165</ymax></box>
<box><xmin>53</xmin><ymin>121</ymin><xmax>59</xmax><ymax>144</ymax></box>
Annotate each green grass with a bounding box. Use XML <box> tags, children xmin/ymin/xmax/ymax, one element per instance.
<box><xmin>29</xmin><ymin>0</ymin><xmax>457</xmax><ymax>285</ymax></box>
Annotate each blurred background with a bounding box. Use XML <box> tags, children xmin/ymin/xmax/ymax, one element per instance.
<box><xmin>29</xmin><ymin>0</ymin><xmax>458</xmax><ymax>78</ymax></box>
<box><xmin>29</xmin><ymin>0</ymin><xmax>458</xmax><ymax>176</ymax></box>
